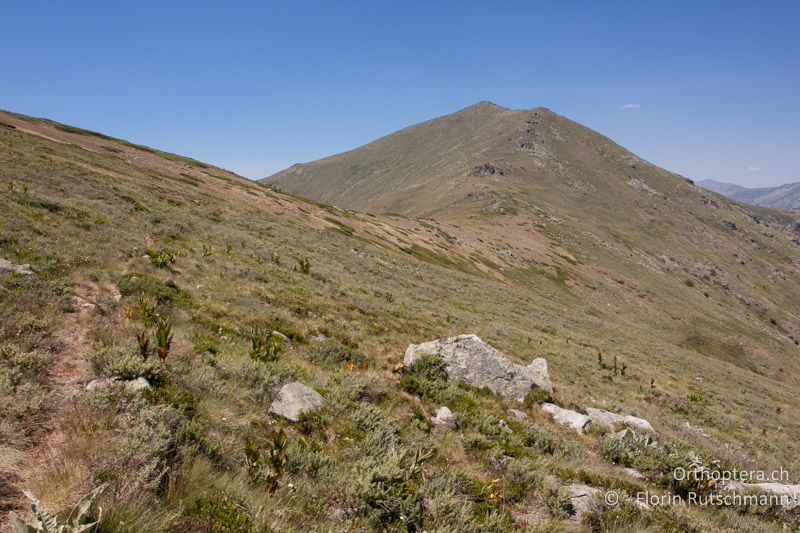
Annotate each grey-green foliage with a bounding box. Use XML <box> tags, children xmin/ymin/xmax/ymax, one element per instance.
<box><xmin>89</xmin><ymin>342</ymin><xmax>163</xmax><ymax>385</ymax></box>
<box><xmin>114</xmin><ymin>403</ymin><xmax>184</xmax><ymax>494</ymax></box>
<box><xmin>9</xmin><ymin>484</ymin><xmax>105</xmax><ymax>533</ymax></box>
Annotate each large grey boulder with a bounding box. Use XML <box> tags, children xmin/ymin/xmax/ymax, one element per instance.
<box><xmin>0</xmin><ymin>258</ymin><xmax>34</xmax><ymax>276</ymax></box>
<box><xmin>586</xmin><ymin>408</ymin><xmax>657</xmax><ymax>438</ymax></box>
<box><xmin>268</xmin><ymin>381</ymin><xmax>324</xmax><ymax>422</ymax></box>
<box><xmin>403</xmin><ymin>334</ymin><xmax>552</xmax><ymax>401</ymax></box>
<box><xmin>541</xmin><ymin>403</ymin><xmax>592</xmax><ymax>434</ymax></box>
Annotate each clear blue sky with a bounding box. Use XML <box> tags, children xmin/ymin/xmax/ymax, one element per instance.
<box><xmin>2</xmin><ymin>1</ymin><xmax>798</xmax><ymax>186</ymax></box>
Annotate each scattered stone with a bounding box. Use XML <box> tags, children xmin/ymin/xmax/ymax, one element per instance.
<box><xmin>403</xmin><ymin>334</ymin><xmax>552</xmax><ymax>401</ymax></box>
<box><xmin>268</xmin><ymin>381</ymin><xmax>324</xmax><ymax>422</ymax></box>
<box><xmin>125</xmin><ymin>377</ymin><xmax>152</xmax><ymax>391</ymax></box>
<box><xmin>684</xmin><ymin>421</ymin><xmax>712</xmax><ymax>438</ymax></box>
<box><xmin>498</xmin><ymin>419</ymin><xmax>512</xmax><ymax>433</ymax></box>
<box><xmin>86</xmin><ymin>378</ymin><xmax>116</xmax><ymax>391</ymax></box>
<box><xmin>85</xmin><ymin>376</ymin><xmax>151</xmax><ymax>392</ymax></box>
<box><xmin>311</xmin><ymin>332</ymin><xmax>329</xmax><ymax>342</ymax></box>
<box><xmin>73</xmin><ymin>296</ymin><xmax>96</xmax><ymax>310</ymax></box>
<box><xmin>722</xmin><ymin>220</ymin><xmax>740</xmax><ymax>231</ymax></box>
<box><xmin>0</xmin><ymin>258</ymin><xmax>34</xmax><ymax>276</ymax></box>
<box><xmin>509</xmin><ymin>408</ymin><xmax>529</xmax><ymax>420</ymax></box>
<box><xmin>586</xmin><ymin>408</ymin><xmax>658</xmax><ymax>438</ymax></box>
<box><xmin>541</xmin><ymin>403</ymin><xmax>592</xmax><ymax>434</ymax></box>
<box><xmin>623</xmin><ymin>467</ymin><xmax>644</xmax><ymax>480</ymax></box>
<box><xmin>431</xmin><ymin>406</ymin><xmax>457</xmax><ymax>428</ymax></box>
<box><xmin>626</xmin><ymin>177</ymin><xmax>662</xmax><ymax>197</ymax></box>
<box><xmin>722</xmin><ymin>481</ymin><xmax>800</xmax><ymax>509</ymax></box>
<box><xmin>469</xmin><ymin>163</ymin><xmax>505</xmax><ymax>177</ymax></box>
<box><xmin>271</xmin><ymin>330</ymin><xmax>291</xmax><ymax>344</ymax></box>
<box><xmin>568</xmin><ymin>483</ymin><xmax>600</xmax><ymax>520</ymax></box>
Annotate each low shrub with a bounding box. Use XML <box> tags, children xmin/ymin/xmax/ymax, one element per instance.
<box><xmin>183</xmin><ymin>492</ymin><xmax>254</xmax><ymax>533</ymax></box>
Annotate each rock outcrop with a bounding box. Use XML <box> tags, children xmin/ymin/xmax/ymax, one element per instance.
<box><xmin>268</xmin><ymin>381</ymin><xmax>324</xmax><ymax>422</ymax></box>
<box><xmin>403</xmin><ymin>334</ymin><xmax>552</xmax><ymax>401</ymax></box>
<box><xmin>541</xmin><ymin>403</ymin><xmax>591</xmax><ymax>433</ymax></box>
<box><xmin>586</xmin><ymin>408</ymin><xmax>657</xmax><ymax>438</ymax></box>
<box><xmin>0</xmin><ymin>258</ymin><xmax>34</xmax><ymax>276</ymax></box>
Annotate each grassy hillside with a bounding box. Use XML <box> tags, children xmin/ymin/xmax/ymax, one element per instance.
<box><xmin>2</xmin><ymin>109</ymin><xmax>800</xmax><ymax>531</ymax></box>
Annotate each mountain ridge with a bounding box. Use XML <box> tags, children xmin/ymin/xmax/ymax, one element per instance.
<box><xmin>699</xmin><ymin>178</ymin><xmax>800</xmax><ymax>210</ymax></box>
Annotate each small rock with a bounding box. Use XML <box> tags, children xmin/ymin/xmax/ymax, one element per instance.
<box><xmin>541</xmin><ymin>403</ymin><xmax>592</xmax><ymax>434</ymax></box>
<box><xmin>73</xmin><ymin>296</ymin><xmax>96</xmax><ymax>310</ymax></box>
<box><xmin>0</xmin><ymin>258</ymin><xmax>34</xmax><ymax>276</ymax></box>
<box><xmin>586</xmin><ymin>408</ymin><xmax>658</xmax><ymax>438</ymax></box>
<box><xmin>623</xmin><ymin>467</ymin><xmax>644</xmax><ymax>480</ymax></box>
<box><xmin>86</xmin><ymin>376</ymin><xmax>151</xmax><ymax>392</ymax></box>
<box><xmin>86</xmin><ymin>377</ymin><xmax>117</xmax><ymax>391</ymax></box>
<box><xmin>268</xmin><ymin>381</ymin><xmax>324</xmax><ymax>422</ymax></box>
<box><xmin>509</xmin><ymin>408</ymin><xmax>529</xmax><ymax>420</ymax></box>
<box><xmin>568</xmin><ymin>483</ymin><xmax>600</xmax><ymax>520</ymax></box>
<box><xmin>271</xmin><ymin>330</ymin><xmax>291</xmax><ymax>344</ymax></box>
<box><xmin>431</xmin><ymin>406</ymin><xmax>457</xmax><ymax>428</ymax></box>
<box><xmin>311</xmin><ymin>332</ymin><xmax>329</xmax><ymax>342</ymax></box>
<box><xmin>403</xmin><ymin>334</ymin><xmax>552</xmax><ymax>401</ymax></box>
<box><xmin>498</xmin><ymin>419</ymin><xmax>512</xmax><ymax>433</ymax></box>
<box><xmin>124</xmin><ymin>377</ymin><xmax>152</xmax><ymax>391</ymax></box>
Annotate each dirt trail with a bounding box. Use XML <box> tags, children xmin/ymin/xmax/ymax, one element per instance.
<box><xmin>1</xmin><ymin>283</ymin><xmax>108</xmax><ymax>530</ymax></box>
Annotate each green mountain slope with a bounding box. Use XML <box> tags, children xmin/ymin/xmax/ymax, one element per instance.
<box><xmin>2</xmin><ymin>109</ymin><xmax>800</xmax><ymax>531</ymax></box>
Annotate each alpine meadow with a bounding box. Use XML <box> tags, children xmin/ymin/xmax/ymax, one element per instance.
<box><xmin>2</xmin><ymin>3</ymin><xmax>800</xmax><ymax>532</ymax></box>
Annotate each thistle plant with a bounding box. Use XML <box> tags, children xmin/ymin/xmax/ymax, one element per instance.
<box><xmin>137</xmin><ymin>294</ymin><xmax>159</xmax><ymax>326</ymax></box>
<box><xmin>9</xmin><ymin>484</ymin><xmax>106</xmax><ymax>533</ymax></box>
<box><xmin>155</xmin><ymin>318</ymin><xmax>173</xmax><ymax>364</ymax></box>
<box><xmin>249</xmin><ymin>327</ymin><xmax>282</xmax><ymax>363</ymax></box>
<box><xmin>202</xmin><ymin>244</ymin><xmax>214</xmax><ymax>258</ymax></box>
<box><xmin>243</xmin><ymin>429</ymin><xmax>288</xmax><ymax>494</ymax></box>
<box><xmin>136</xmin><ymin>330</ymin><xmax>150</xmax><ymax>360</ymax></box>
<box><xmin>296</xmin><ymin>257</ymin><xmax>310</xmax><ymax>274</ymax></box>
<box><xmin>149</xmin><ymin>249</ymin><xmax>175</xmax><ymax>268</ymax></box>
<box><xmin>264</xmin><ymin>429</ymin><xmax>288</xmax><ymax>493</ymax></box>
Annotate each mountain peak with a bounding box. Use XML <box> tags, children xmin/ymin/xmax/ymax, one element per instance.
<box><xmin>466</xmin><ymin>100</ymin><xmax>507</xmax><ymax>110</ymax></box>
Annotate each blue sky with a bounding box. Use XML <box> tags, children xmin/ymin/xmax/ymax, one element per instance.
<box><xmin>2</xmin><ymin>1</ymin><xmax>798</xmax><ymax>186</ymax></box>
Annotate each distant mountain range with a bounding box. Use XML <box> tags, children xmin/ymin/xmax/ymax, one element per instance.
<box><xmin>699</xmin><ymin>178</ymin><xmax>800</xmax><ymax>210</ymax></box>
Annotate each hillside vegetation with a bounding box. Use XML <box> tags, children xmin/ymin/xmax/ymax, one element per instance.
<box><xmin>2</xmin><ymin>106</ymin><xmax>800</xmax><ymax>531</ymax></box>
